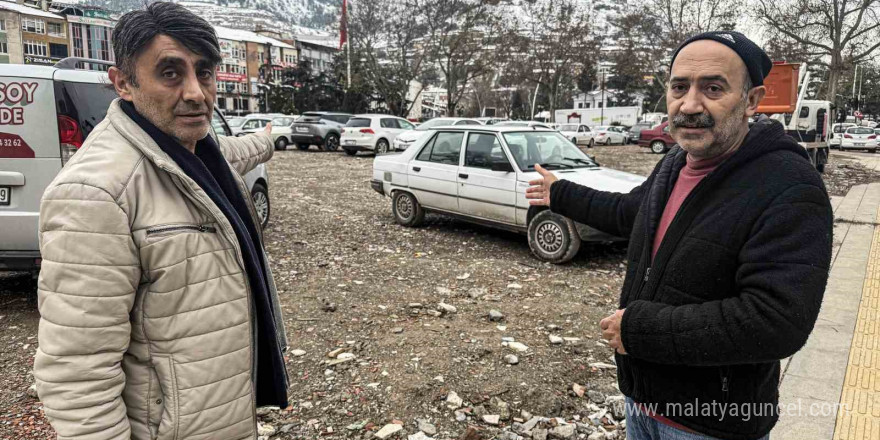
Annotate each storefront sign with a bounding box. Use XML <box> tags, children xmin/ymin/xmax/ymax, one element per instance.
<box><xmin>217</xmin><ymin>72</ymin><xmax>247</xmax><ymax>82</ymax></box>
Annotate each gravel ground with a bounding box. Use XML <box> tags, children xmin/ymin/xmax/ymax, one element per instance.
<box><xmin>1</xmin><ymin>141</ymin><xmax>877</xmax><ymax>440</ymax></box>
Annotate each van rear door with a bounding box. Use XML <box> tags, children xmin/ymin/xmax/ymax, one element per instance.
<box><xmin>0</xmin><ymin>68</ymin><xmax>60</xmax><ymax>269</ymax></box>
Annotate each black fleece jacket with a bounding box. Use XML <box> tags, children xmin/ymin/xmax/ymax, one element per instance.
<box><xmin>550</xmin><ymin>120</ymin><xmax>832</xmax><ymax>440</ymax></box>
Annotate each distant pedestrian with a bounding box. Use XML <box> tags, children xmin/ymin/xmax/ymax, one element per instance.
<box><xmin>527</xmin><ymin>31</ymin><xmax>832</xmax><ymax>440</ymax></box>
<box><xmin>34</xmin><ymin>3</ymin><xmax>288</xmax><ymax>439</ymax></box>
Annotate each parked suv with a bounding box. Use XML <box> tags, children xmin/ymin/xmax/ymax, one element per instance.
<box><xmin>0</xmin><ymin>60</ymin><xmax>271</xmax><ymax>273</ymax></box>
<box><xmin>290</xmin><ymin>111</ymin><xmax>352</xmax><ymax>151</ymax></box>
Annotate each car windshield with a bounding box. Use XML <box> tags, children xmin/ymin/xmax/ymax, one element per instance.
<box><xmin>416</xmin><ymin>118</ymin><xmax>455</xmax><ymax>130</ymax></box>
<box><xmin>497</xmin><ymin>122</ymin><xmax>529</xmax><ymax>127</ymax></box>
<box><xmin>502</xmin><ymin>131</ymin><xmax>597</xmax><ymax>171</ymax></box>
<box><xmin>848</xmin><ymin>128</ymin><xmax>874</xmax><ymax>135</ymax></box>
<box><xmin>272</xmin><ymin>117</ymin><xmax>293</xmax><ymax>126</ymax></box>
<box><xmin>595</xmin><ymin>126</ymin><xmax>610</xmax><ymax>131</ymax></box>
<box><xmin>559</xmin><ymin>124</ymin><xmax>578</xmax><ymax>131</ymax></box>
<box><xmin>346</xmin><ymin>118</ymin><xmax>372</xmax><ymax>127</ymax></box>
<box><xmin>227</xmin><ymin>118</ymin><xmax>245</xmax><ymax>127</ymax></box>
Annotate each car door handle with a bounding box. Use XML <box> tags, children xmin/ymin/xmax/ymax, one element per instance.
<box><xmin>412</xmin><ymin>166</ymin><xmax>421</xmax><ymax>172</ymax></box>
<box><xmin>459</xmin><ymin>173</ymin><xmax>469</xmax><ymax>179</ymax></box>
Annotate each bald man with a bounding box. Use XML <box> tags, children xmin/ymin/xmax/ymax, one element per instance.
<box><xmin>527</xmin><ymin>32</ymin><xmax>832</xmax><ymax>439</ymax></box>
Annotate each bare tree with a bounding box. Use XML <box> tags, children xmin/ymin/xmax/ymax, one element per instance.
<box><xmin>423</xmin><ymin>0</ymin><xmax>508</xmax><ymax>116</ymax></box>
<box><xmin>349</xmin><ymin>0</ymin><xmax>434</xmax><ymax>117</ymax></box>
<box><xmin>506</xmin><ymin>0</ymin><xmax>598</xmax><ymax>122</ymax></box>
<box><xmin>607</xmin><ymin>0</ymin><xmax>741</xmax><ymax>111</ymax></box>
<box><xmin>754</xmin><ymin>0</ymin><xmax>880</xmax><ymax>102</ymax></box>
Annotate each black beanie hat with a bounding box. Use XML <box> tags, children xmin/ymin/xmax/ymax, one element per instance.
<box><xmin>670</xmin><ymin>31</ymin><xmax>773</xmax><ymax>86</ymax></box>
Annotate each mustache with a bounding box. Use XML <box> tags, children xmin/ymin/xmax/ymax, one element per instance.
<box><xmin>174</xmin><ymin>105</ymin><xmax>209</xmax><ymax>116</ymax></box>
<box><xmin>672</xmin><ymin>112</ymin><xmax>714</xmax><ymax>129</ymax></box>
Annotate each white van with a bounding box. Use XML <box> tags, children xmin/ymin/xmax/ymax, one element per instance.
<box><xmin>0</xmin><ymin>59</ymin><xmax>271</xmax><ymax>273</ymax></box>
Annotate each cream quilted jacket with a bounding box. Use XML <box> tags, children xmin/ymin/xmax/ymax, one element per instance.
<box><xmin>35</xmin><ymin>99</ymin><xmax>288</xmax><ymax>440</ymax></box>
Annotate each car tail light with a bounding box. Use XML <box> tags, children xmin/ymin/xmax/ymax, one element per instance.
<box><xmin>58</xmin><ymin>115</ymin><xmax>83</xmax><ymax>166</ymax></box>
<box><xmin>341</xmin><ymin>128</ymin><xmax>346</xmax><ymax>134</ymax></box>
<box><xmin>844</xmin><ymin>134</ymin><xmax>853</xmax><ymax>139</ymax></box>
<box><xmin>360</xmin><ymin>128</ymin><xmax>375</xmax><ymax>134</ymax></box>
<box><xmin>869</xmin><ymin>135</ymin><xmax>877</xmax><ymax>140</ymax></box>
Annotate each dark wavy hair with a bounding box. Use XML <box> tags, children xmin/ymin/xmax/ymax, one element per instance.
<box><xmin>112</xmin><ymin>2</ymin><xmax>221</xmax><ymax>86</ymax></box>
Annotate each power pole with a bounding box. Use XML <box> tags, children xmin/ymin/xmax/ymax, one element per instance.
<box><xmin>600</xmin><ymin>70</ymin><xmax>606</xmax><ymax>125</ymax></box>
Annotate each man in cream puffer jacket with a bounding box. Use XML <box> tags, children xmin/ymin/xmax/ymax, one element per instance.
<box><xmin>35</xmin><ymin>3</ymin><xmax>289</xmax><ymax>439</ymax></box>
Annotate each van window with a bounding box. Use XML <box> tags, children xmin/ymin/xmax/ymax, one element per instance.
<box><xmin>54</xmin><ymin>81</ymin><xmax>119</xmax><ymax>140</ymax></box>
<box><xmin>799</xmin><ymin>106</ymin><xmax>810</xmax><ymax>118</ymax></box>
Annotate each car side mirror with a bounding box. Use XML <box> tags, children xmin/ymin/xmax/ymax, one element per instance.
<box><xmin>491</xmin><ymin>159</ymin><xmax>514</xmax><ymax>172</ymax></box>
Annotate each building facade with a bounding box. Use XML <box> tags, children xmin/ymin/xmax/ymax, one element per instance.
<box><xmin>0</xmin><ymin>1</ymin><xmax>69</xmax><ymax>66</ymax></box>
<box><xmin>215</xmin><ymin>26</ymin><xmax>297</xmax><ymax>116</ymax></box>
<box><xmin>52</xmin><ymin>3</ymin><xmax>115</xmax><ymax>69</ymax></box>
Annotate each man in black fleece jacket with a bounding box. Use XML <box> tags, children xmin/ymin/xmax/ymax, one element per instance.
<box><xmin>527</xmin><ymin>32</ymin><xmax>832</xmax><ymax>440</ymax></box>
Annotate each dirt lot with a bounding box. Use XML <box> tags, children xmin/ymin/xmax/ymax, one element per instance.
<box><xmin>1</xmin><ymin>142</ymin><xmax>877</xmax><ymax>440</ymax></box>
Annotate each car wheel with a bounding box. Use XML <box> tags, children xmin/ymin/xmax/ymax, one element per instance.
<box><xmin>297</xmin><ymin>143</ymin><xmax>310</xmax><ymax>151</ymax></box>
<box><xmin>588</xmin><ymin>139</ymin><xmax>594</xmax><ymax>148</ymax></box>
<box><xmin>376</xmin><ymin>139</ymin><xmax>390</xmax><ymax>155</ymax></box>
<box><xmin>344</xmin><ymin>148</ymin><xmax>357</xmax><ymax>156</ymax></box>
<box><xmin>274</xmin><ymin>137</ymin><xmax>288</xmax><ymax>150</ymax></box>
<box><xmin>324</xmin><ymin>133</ymin><xmax>340</xmax><ymax>151</ymax></box>
<box><xmin>392</xmin><ymin>191</ymin><xmax>425</xmax><ymax>227</ymax></box>
<box><xmin>528</xmin><ymin>210</ymin><xmax>581</xmax><ymax>264</ymax></box>
<box><xmin>251</xmin><ymin>183</ymin><xmax>270</xmax><ymax>230</ymax></box>
<box><xmin>571</xmin><ymin>137</ymin><xmax>578</xmax><ymax>145</ymax></box>
<box><xmin>650</xmin><ymin>141</ymin><xmax>668</xmax><ymax>154</ymax></box>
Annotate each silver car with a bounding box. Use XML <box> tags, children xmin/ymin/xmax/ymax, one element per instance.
<box><xmin>0</xmin><ymin>60</ymin><xmax>271</xmax><ymax>274</ymax></box>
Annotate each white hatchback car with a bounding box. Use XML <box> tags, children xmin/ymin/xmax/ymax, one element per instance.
<box><xmin>341</xmin><ymin>114</ymin><xmax>417</xmax><ymax>155</ymax></box>
<box><xmin>840</xmin><ymin>127</ymin><xmax>879</xmax><ymax>152</ymax></box>
<box><xmin>370</xmin><ymin>126</ymin><xmax>645</xmax><ymax>263</ymax></box>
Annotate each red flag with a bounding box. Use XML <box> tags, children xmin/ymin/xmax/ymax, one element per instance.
<box><xmin>339</xmin><ymin>0</ymin><xmax>348</xmax><ymax>50</ymax></box>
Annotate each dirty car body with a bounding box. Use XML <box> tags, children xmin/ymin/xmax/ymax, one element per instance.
<box><xmin>370</xmin><ymin>125</ymin><xmax>645</xmax><ymax>263</ymax></box>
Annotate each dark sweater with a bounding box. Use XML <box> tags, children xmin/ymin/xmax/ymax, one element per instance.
<box><xmin>550</xmin><ymin>120</ymin><xmax>832</xmax><ymax>439</ymax></box>
<box><xmin>120</xmin><ymin>101</ymin><xmax>289</xmax><ymax>407</ymax></box>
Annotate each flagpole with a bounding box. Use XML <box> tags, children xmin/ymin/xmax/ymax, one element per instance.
<box><xmin>346</xmin><ymin>41</ymin><xmax>351</xmax><ymax>90</ymax></box>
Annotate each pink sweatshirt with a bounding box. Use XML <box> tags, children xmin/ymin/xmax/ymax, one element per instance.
<box><xmin>652</xmin><ymin>150</ymin><xmax>734</xmax><ymax>260</ymax></box>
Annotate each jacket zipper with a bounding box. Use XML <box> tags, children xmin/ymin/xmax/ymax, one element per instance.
<box><xmin>146</xmin><ymin>224</ymin><xmax>217</xmax><ymax>236</ymax></box>
<box><xmin>160</xmin><ymin>169</ymin><xmax>261</xmax><ymax>430</ymax></box>
<box><xmin>720</xmin><ymin>366</ymin><xmax>731</xmax><ymax>402</ymax></box>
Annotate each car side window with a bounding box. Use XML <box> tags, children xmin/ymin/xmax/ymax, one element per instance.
<box><xmin>211</xmin><ymin>110</ymin><xmax>232</xmax><ymax>137</ymax></box>
<box><xmin>464</xmin><ymin>133</ymin><xmax>505</xmax><ymax>169</ymax></box>
<box><xmin>662</xmin><ymin>125</ymin><xmax>670</xmax><ymax>133</ymax></box>
<box><xmin>381</xmin><ymin>118</ymin><xmax>399</xmax><ymax>129</ymax></box>
<box><xmin>243</xmin><ymin>120</ymin><xmax>258</xmax><ymax>129</ymax></box>
<box><xmin>417</xmin><ymin>132</ymin><xmax>463</xmax><ymax>165</ymax></box>
<box><xmin>399</xmin><ymin>119</ymin><xmax>415</xmax><ymax>130</ymax></box>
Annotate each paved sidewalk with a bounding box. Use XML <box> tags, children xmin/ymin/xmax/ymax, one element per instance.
<box><xmin>773</xmin><ymin>183</ymin><xmax>880</xmax><ymax>439</ymax></box>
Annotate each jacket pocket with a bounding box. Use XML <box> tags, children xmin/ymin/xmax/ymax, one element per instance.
<box><xmin>146</xmin><ymin>223</ymin><xmax>217</xmax><ymax>238</ymax></box>
<box><xmin>151</xmin><ymin>355</ymin><xmax>180</xmax><ymax>440</ymax></box>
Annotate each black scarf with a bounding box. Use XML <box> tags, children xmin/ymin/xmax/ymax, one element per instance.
<box><xmin>120</xmin><ymin>101</ymin><xmax>288</xmax><ymax>407</ymax></box>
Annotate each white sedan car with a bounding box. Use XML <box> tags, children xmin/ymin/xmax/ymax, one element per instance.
<box><xmin>341</xmin><ymin>114</ymin><xmax>417</xmax><ymax>155</ymax></box>
<box><xmin>840</xmin><ymin>127</ymin><xmax>879</xmax><ymax>152</ymax></box>
<box><xmin>558</xmin><ymin>123</ymin><xmax>596</xmax><ymax>147</ymax></box>
<box><xmin>393</xmin><ymin>117</ymin><xmax>482</xmax><ymax>151</ymax></box>
<box><xmin>370</xmin><ymin>126</ymin><xmax>645</xmax><ymax>263</ymax></box>
<box><xmin>593</xmin><ymin>126</ymin><xmax>628</xmax><ymax>145</ymax></box>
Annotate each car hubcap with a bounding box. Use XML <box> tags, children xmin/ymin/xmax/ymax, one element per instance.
<box><xmin>379</xmin><ymin>141</ymin><xmax>388</xmax><ymax>154</ymax></box>
<box><xmin>536</xmin><ymin>221</ymin><xmax>564</xmax><ymax>254</ymax></box>
<box><xmin>652</xmin><ymin>142</ymin><xmax>664</xmax><ymax>153</ymax></box>
<box><xmin>327</xmin><ymin>136</ymin><xmax>338</xmax><ymax>150</ymax></box>
<box><xmin>253</xmin><ymin>192</ymin><xmax>269</xmax><ymax>225</ymax></box>
<box><xmin>396</xmin><ymin>195</ymin><xmax>413</xmax><ymax>220</ymax></box>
